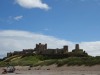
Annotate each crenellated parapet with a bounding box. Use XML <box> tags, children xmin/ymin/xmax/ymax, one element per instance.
<box><xmin>6</xmin><ymin>43</ymin><xmax>88</xmax><ymax>57</ymax></box>
<box><xmin>35</xmin><ymin>43</ymin><xmax>47</xmax><ymax>54</ymax></box>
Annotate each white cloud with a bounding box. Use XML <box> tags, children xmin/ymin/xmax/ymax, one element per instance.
<box><xmin>15</xmin><ymin>0</ymin><xmax>50</xmax><ymax>10</ymax></box>
<box><xmin>14</xmin><ymin>16</ymin><xmax>23</xmax><ymax>21</ymax></box>
<box><xmin>2</xmin><ymin>16</ymin><xmax>23</xmax><ymax>25</ymax></box>
<box><xmin>0</xmin><ymin>30</ymin><xmax>100</xmax><ymax>58</ymax></box>
<box><xmin>80</xmin><ymin>42</ymin><xmax>100</xmax><ymax>56</ymax></box>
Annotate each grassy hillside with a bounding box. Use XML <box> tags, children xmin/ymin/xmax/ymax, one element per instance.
<box><xmin>0</xmin><ymin>55</ymin><xmax>100</xmax><ymax>67</ymax></box>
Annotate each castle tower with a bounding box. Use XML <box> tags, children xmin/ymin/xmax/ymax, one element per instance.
<box><xmin>63</xmin><ymin>45</ymin><xmax>68</xmax><ymax>53</ymax></box>
<box><xmin>75</xmin><ymin>44</ymin><xmax>79</xmax><ymax>50</ymax></box>
<box><xmin>35</xmin><ymin>43</ymin><xmax>47</xmax><ymax>54</ymax></box>
<box><xmin>36</xmin><ymin>44</ymin><xmax>39</xmax><ymax>48</ymax></box>
<box><xmin>45</xmin><ymin>43</ymin><xmax>47</xmax><ymax>50</ymax></box>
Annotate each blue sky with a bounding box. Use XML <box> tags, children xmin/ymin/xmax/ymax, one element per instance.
<box><xmin>1</xmin><ymin>0</ymin><xmax>100</xmax><ymax>42</ymax></box>
<box><xmin>0</xmin><ymin>0</ymin><xmax>100</xmax><ymax>57</ymax></box>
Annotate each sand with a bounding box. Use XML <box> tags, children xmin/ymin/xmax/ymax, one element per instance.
<box><xmin>0</xmin><ymin>65</ymin><xmax>100</xmax><ymax>75</ymax></box>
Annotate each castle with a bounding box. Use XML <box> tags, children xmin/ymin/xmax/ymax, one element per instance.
<box><xmin>7</xmin><ymin>43</ymin><xmax>88</xmax><ymax>57</ymax></box>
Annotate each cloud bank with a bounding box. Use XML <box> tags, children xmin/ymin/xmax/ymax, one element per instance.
<box><xmin>15</xmin><ymin>0</ymin><xmax>50</xmax><ymax>10</ymax></box>
<box><xmin>0</xmin><ymin>30</ymin><xmax>100</xmax><ymax>58</ymax></box>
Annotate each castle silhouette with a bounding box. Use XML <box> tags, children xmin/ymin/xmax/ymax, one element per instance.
<box><xmin>7</xmin><ymin>43</ymin><xmax>88</xmax><ymax>57</ymax></box>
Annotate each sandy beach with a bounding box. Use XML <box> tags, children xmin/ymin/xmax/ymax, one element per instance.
<box><xmin>0</xmin><ymin>65</ymin><xmax>100</xmax><ymax>75</ymax></box>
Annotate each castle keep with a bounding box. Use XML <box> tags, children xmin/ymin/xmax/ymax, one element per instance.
<box><xmin>34</xmin><ymin>43</ymin><xmax>68</xmax><ymax>55</ymax></box>
<box><xmin>7</xmin><ymin>43</ymin><xmax>88</xmax><ymax>57</ymax></box>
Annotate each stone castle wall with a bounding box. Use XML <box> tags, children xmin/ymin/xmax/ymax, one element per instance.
<box><xmin>7</xmin><ymin>43</ymin><xmax>88</xmax><ymax>57</ymax></box>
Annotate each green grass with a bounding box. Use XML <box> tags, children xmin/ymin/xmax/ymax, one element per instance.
<box><xmin>33</xmin><ymin>59</ymin><xmax>58</xmax><ymax>66</ymax></box>
<box><xmin>0</xmin><ymin>55</ymin><xmax>100</xmax><ymax>67</ymax></box>
<box><xmin>9</xmin><ymin>56</ymin><xmax>41</xmax><ymax>66</ymax></box>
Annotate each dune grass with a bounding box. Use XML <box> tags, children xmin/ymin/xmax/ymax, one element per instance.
<box><xmin>0</xmin><ymin>55</ymin><xmax>100</xmax><ymax>67</ymax></box>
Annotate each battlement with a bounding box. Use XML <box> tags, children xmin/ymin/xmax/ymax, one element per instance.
<box><xmin>34</xmin><ymin>43</ymin><xmax>69</xmax><ymax>54</ymax></box>
<box><xmin>7</xmin><ymin>43</ymin><xmax>88</xmax><ymax>57</ymax></box>
<box><xmin>36</xmin><ymin>43</ymin><xmax>47</xmax><ymax>50</ymax></box>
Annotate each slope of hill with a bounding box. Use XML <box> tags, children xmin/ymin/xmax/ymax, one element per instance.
<box><xmin>0</xmin><ymin>55</ymin><xmax>100</xmax><ymax>67</ymax></box>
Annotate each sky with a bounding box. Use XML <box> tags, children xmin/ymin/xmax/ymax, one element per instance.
<box><xmin>0</xmin><ymin>0</ymin><xmax>100</xmax><ymax>58</ymax></box>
